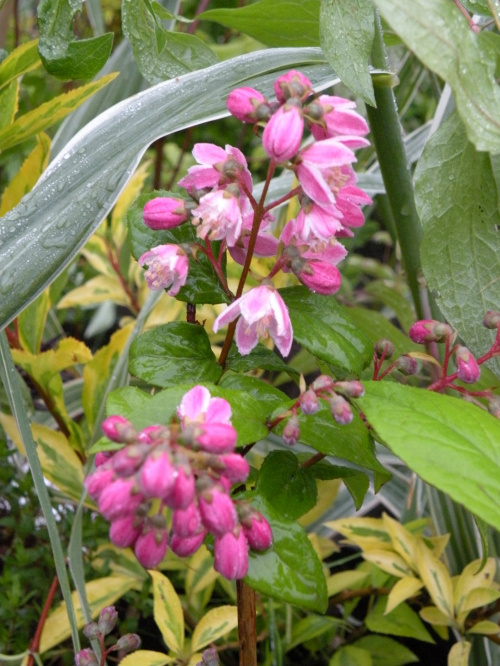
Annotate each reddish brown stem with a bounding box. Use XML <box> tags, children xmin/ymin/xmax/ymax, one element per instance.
<box><xmin>27</xmin><ymin>576</ymin><xmax>59</xmax><ymax>666</ymax></box>
<box><xmin>153</xmin><ymin>137</ymin><xmax>165</xmax><ymax>190</ymax></box>
<box><xmin>237</xmin><ymin>580</ymin><xmax>257</xmax><ymax>666</ymax></box>
<box><xmin>106</xmin><ymin>244</ymin><xmax>140</xmax><ymax>314</ymax></box>
<box><xmin>301</xmin><ymin>452</ymin><xmax>326</xmax><ymax>468</ymax></box>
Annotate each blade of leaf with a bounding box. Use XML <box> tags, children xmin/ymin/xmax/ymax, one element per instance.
<box><xmin>0</xmin><ymin>38</ymin><xmax>41</xmax><ymax>91</ymax></box>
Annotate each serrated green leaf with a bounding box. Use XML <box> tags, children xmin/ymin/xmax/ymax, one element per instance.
<box><xmin>373</xmin><ymin>0</ymin><xmax>500</xmax><ymax>152</ymax></box>
<box><xmin>359</xmin><ymin>381</ymin><xmax>500</xmax><ymax>532</ymax></box>
<box><xmin>122</xmin><ymin>0</ymin><xmax>217</xmax><ymax>85</ymax></box>
<box><xmin>319</xmin><ymin>0</ymin><xmax>375</xmax><ymax>105</ymax></box>
<box><xmin>0</xmin><ymin>39</ymin><xmax>41</xmax><ymax>91</ymax></box>
<box><xmin>199</xmin><ymin>0</ymin><xmax>320</xmax><ymax>48</ymax></box>
<box><xmin>129</xmin><ymin>322</ymin><xmax>223</xmax><ymax>387</ymax></box>
<box><xmin>280</xmin><ymin>286</ymin><xmax>372</xmax><ymax>374</ymax></box>
<box><xmin>309</xmin><ymin>460</ymin><xmax>369</xmax><ymax>510</ymax></box>
<box><xmin>366</xmin><ymin>597</ymin><xmax>434</xmax><ymax>643</ymax></box>
<box><xmin>415</xmin><ymin>112</ymin><xmax>500</xmax><ymax>378</ymax></box>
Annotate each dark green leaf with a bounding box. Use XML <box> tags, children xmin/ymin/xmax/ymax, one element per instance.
<box><xmin>373</xmin><ymin>0</ymin><xmax>500</xmax><ymax>153</ymax></box>
<box><xmin>199</xmin><ymin>0</ymin><xmax>320</xmax><ymax>48</ymax></box>
<box><xmin>129</xmin><ymin>322</ymin><xmax>223</xmax><ymax>388</ymax></box>
<box><xmin>363</xmin><ymin>281</ymin><xmax>415</xmax><ymax>333</ymax></box>
<box><xmin>225</xmin><ymin>343</ymin><xmax>299</xmax><ymax>378</ymax></box>
<box><xmin>256</xmin><ymin>451</ymin><xmax>317</xmax><ymax>519</ymax></box>
<box><xmin>353</xmin><ymin>635</ymin><xmax>418</xmax><ymax>666</ymax></box>
<box><xmin>415</xmin><ymin>112</ymin><xmax>500</xmax><ymax>378</ymax></box>
<box><xmin>346</xmin><ymin>307</ymin><xmax>421</xmax><ymax>361</ymax></box>
<box><xmin>128</xmin><ymin>191</ymin><xmax>230</xmax><ymax>304</ymax></box>
<box><xmin>38</xmin><ymin>0</ymin><xmax>113</xmax><ymax>80</ymax></box>
<box><xmin>305</xmin><ymin>459</ymin><xmax>370</xmax><ymax>510</ymax></box>
<box><xmin>460</xmin><ymin>0</ymin><xmax>491</xmax><ymax>14</ymax></box>
<box><xmin>219</xmin><ymin>373</ymin><xmax>287</xmax><ymax>408</ymax></box>
<box><xmin>359</xmin><ymin>381</ymin><xmax>500</xmax><ymax>532</ymax></box>
<box><xmin>245</xmin><ymin>494</ymin><xmax>328</xmax><ymax>611</ymax></box>
<box><xmin>366</xmin><ymin>597</ymin><xmax>434</xmax><ymax>643</ymax></box>
<box><xmin>280</xmin><ymin>286</ymin><xmax>372</xmax><ymax>375</ymax></box>
<box><xmin>319</xmin><ymin>0</ymin><xmax>375</xmax><ymax>105</ymax></box>
<box><xmin>122</xmin><ymin>0</ymin><xmax>217</xmax><ymax>85</ymax></box>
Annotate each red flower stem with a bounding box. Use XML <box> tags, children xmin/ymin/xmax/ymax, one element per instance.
<box><xmin>452</xmin><ymin>0</ymin><xmax>480</xmax><ymax>31</ymax></box>
<box><xmin>301</xmin><ymin>452</ymin><xmax>326</xmax><ymax>468</ymax></box>
<box><xmin>266</xmin><ymin>255</ymin><xmax>288</xmax><ymax>280</ymax></box>
<box><xmin>106</xmin><ymin>244</ymin><xmax>140</xmax><ymax>314</ymax></box>
<box><xmin>263</xmin><ymin>185</ymin><xmax>302</xmax><ymax>214</ymax></box>
<box><xmin>27</xmin><ymin>576</ymin><xmax>59</xmax><ymax>666</ymax></box>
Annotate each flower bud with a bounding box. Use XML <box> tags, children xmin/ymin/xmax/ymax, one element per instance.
<box><xmin>196</xmin><ymin>647</ymin><xmax>220</xmax><ymax>666</ymax></box>
<box><xmin>198</xmin><ymin>483</ymin><xmax>237</xmax><ymax>536</ymax></box>
<box><xmin>109</xmin><ymin>515</ymin><xmax>142</xmax><ymax>548</ymax></box>
<box><xmin>114</xmin><ymin>633</ymin><xmax>141</xmax><ymax>653</ymax></box>
<box><xmin>217</xmin><ymin>453</ymin><xmax>250</xmax><ymax>483</ymax></box>
<box><xmin>299</xmin><ymin>389</ymin><xmax>319</xmax><ymax>415</ymax></box>
<box><xmin>262</xmin><ymin>103</ymin><xmax>304</xmax><ymax>162</ymax></box>
<box><xmin>239</xmin><ymin>507</ymin><xmax>273</xmax><ymax>551</ymax></box>
<box><xmin>98</xmin><ymin>478</ymin><xmax>142</xmax><ymax>520</ymax></box>
<box><xmin>333</xmin><ymin>381</ymin><xmax>365</xmax><ymax>398</ymax></box>
<box><xmin>455</xmin><ymin>346</ymin><xmax>481</xmax><ymax>384</ymax></box>
<box><xmin>111</xmin><ymin>443</ymin><xmax>149</xmax><ymax>477</ymax></box>
<box><xmin>483</xmin><ymin>310</ymin><xmax>500</xmax><ymax>329</ymax></box>
<box><xmin>394</xmin><ymin>355</ymin><xmax>419</xmax><ymax>376</ymax></box>
<box><xmin>226</xmin><ymin>86</ymin><xmax>270</xmax><ymax>123</ymax></box>
<box><xmin>94</xmin><ymin>451</ymin><xmax>113</xmax><ymax>467</ymax></box>
<box><xmin>310</xmin><ymin>374</ymin><xmax>335</xmax><ymax>392</ymax></box>
<box><xmin>134</xmin><ymin>522</ymin><xmax>168</xmax><ymax>568</ymax></box>
<box><xmin>84</xmin><ymin>466</ymin><xmax>115</xmax><ymax>501</ymax></box>
<box><xmin>329</xmin><ymin>395</ymin><xmax>353</xmax><ymax>425</ymax></box>
<box><xmin>139</xmin><ymin>449</ymin><xmax>176</xmax><ymax>499</ymax></box>
<box><xmin>192</xmin><ymin>422</ymin><xmax>237</xmax><ymax>454</ymax></box>
<box><xmin>137</xmin><ymin>425</ymin><xmax>166</xmax><ymax>444</ymax></box>
<box><xmin>166</xmin><ymin>463</ymin><xmax>195</xmax><ymax>510</ymax></box>
<box><xmin>282</xmin><ymin>414</ymin><xmax>300</xmax><ymax>445</ymax></box>
<box><xmin>75</xmin><ymin>648</ymin><xmax>99</xmax><ymax>666</ymax></box>
<box><xmin>98</xmin><ymin>606</ymin><xmax>118</xmax><ymax>635</ymax></box>
<box><xmin>297</xmin><ymin>261</ymin><xmax>342</xmax><ymax>295</ymax></box>
<box><xmin>172</xmin><ymin>502</ymin><xmax>202</xmax><ymax>538</ymax></box>
<box><xmin>408</xmin><ymin>320</ymin><xmax>453</xmax><ymax>344</ymax></box>
<box><xmin>101</xmin><ymin>415</ymin><xmax>136</xmax><ymax>443</ymax></box>
<box><xmin>143</xmin><ymin>197</ymin><xmax>188</xmax><ymax>230</ymax></box>
<box><xmin>374</xmin><ymin>338</ymin><xmax>395</xmax><ymax>359</ymax></box>
<box><xmin>170</xmin><ymin>529</ymin><xmax>206</xmax><ymax>557</ymax></box>
<box><xmin>82</xmin><ymin>622</ymin><xmax>100</xmax><ymax>640</ymax></box>
<box><xmin>274</xmin><ymin>70</ymin><xmax>313</xmax><ymax>103</ymax></box>
<box><xmin>214</xmin><ymin>526</ymin><xmax>249</xmax><ymax>580</ymax></box>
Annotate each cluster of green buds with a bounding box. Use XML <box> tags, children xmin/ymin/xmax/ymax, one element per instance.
<box><xmin>74</xmin><ymin>607</ymin><xmax>140</xmax><ymax>666</ymax></box>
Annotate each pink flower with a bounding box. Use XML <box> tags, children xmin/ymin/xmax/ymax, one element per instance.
<box><xmin>191</xmin><ymin>187</ymin><xmax>244</xmax><ymax>247</ymax></box>
<box><xmin>329</xmin><ymin>395</ymin><xmax>353</xmax><ymax>425</ymax></box>
<box><xmin>408</xmin><ymin>320</ymin><xmax>452</xmax><ymax>344</ymax></box>
<box><xmin>213</xmin><ymin>284</ymin><xmax>293</xmax><ymax>357</ymax></box>
<box><xmin>198</xmin><ymin>484</ymin><xmax>238</xmax><ymax>536</ymax></box>
<box><xmin>178</xmin><ymin>143</ymin><xmax>252</xmax><ymax>194</ymax></box>
<box><xmin>299</xmin><ymin>389</ymin><xmax>319</xmax><ymax>415</ymax></box>
<box><xmin>98</xmin><ymin>478</ymin><xmax>142</xmax><ymax>520</ymax></box>
<box><xmin>101</xmin><ymin>415</ymin><xmax>135</xmax><ymax>442</ymax></box>
<box><xmin>139</xmin><ymin>244</ymin><xmax>189</xmax><ymax>295</ymax></box>
<box><xmin>282</xmin><ymin>414</ymin><xmax>300</xmax><ymax>445</ymax></box>
<box><xmin>227</xmin><ymin>87</ymin><xmax>270</xmax><ymax>123</ymax></box>
<box><xmin>306</xmin><ymin>95</ymin><xmax>370</xmax><ymax>141</ymax></box>
<box><xmin>172</xmin><ymin>502</ymin><xmax>202</xmax><ymax>538</ymax></box>
<box><xmin>262</xmin><ymin>103</ymin><xmax>304</xmax><ymax>162</ymax></box>
<box><xmin>85</xmin><ymin>466</ymin><xmax>114</xmax><ymax>501</ymax></box>
<box><xmin>134</xmin><ymin>525</ymin><xmax>168</xmax><ymax>568</ymax></box>
<box><xmin>170</xmin><ymin>529</ymin><xmax>206</xmax><ymax>557</ymax></box>
<box><xmin>213</xmin><ymin>526</ymin><xmax>249</xmax><ymax>580</ymax></box>
<box><xmin>167</xmin><ymin>463</ymin><xmax>195</xmax><ymax>509</ymax></box>
<box><xmin>143</xmin><ymin>197</ymin><xmax>188</xmax><ymax>230</ymax></box>
<box><xmin>274</xmin><ymin>70</ymin><xmax>312</xmax><ymax>103</ymax></box>
<box><xmin>109</xmin><ymin>515</ymin><xmax>142</xmax><ymax>548</ymax></box>
<box><xmin>240</xmin><ymin>509</ymin><xmax>273</xmax><ymax>551</ymax></box>
<box><xmin>455</xmin><ymin>346</ymin><xmax>481</xmax><ymax>384</ymax></box>
<box><xmin>217</xmin><ymin>453</ymin><xmax>250</xmax><ymax>483</ymax></box>
<box><xmin>111</xmin><ymin>444</ymin><xmax>149</xmax><ymax>477</ymax></box>
<box><xmin>139</xmin><ymin>449</ymin><xmax>176</xmax><ymax>499</ymax></box>
<box><xmin>297</xmin><ymin>260</ymin><xmax>342</xmax><ymax>294</ymax></box>
<box><xmin>177</xmin><ymin>385</ymin><xmax>232</xmax><ymax>427</ymax></box>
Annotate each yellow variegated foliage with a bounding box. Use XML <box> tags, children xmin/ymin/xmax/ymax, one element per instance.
<box><xmin>191</xmin><ymin>605</ymin><xmax>238</xmax><ymax>652</ymax></box>
<box><xmin>324</xmin><ymin>517</ymin><xmax>393</xmax><ymax>552</ymax></box>
<box><xmin>447</xmin><ymin>640</ymin><xmax>471</xmax><ymax>666</ymax></box>
<box><xmin>415</xmin><ymin>539</ymin><xmax>454</xmax><ymax>619</ymax></box>
<box><xmin>385</xmin><ymin>576</ymin><xmax>424</xmax><ymax>614</ymax></box>
<box><xmin>327</xmin><ymin>570</ymin><xmax>370</xmax><ymax>598</ymax></box>
<box><xmin>363</xmin><ymin>548</ymin><xmax>414</xmax><ymax>579</ymax></box>
<box><xmin>116</xmin><ymin>650</ymin><xmax>176</xmax><ymax>666</ymax></box>
<box><xmin>149</xmin><ymin>570</ymin><xmax>185</xmax><ymax>656</ymax></box>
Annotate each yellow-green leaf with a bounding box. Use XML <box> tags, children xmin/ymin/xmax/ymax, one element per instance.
<box><xmin>300</xmin><ymin>478</ymin><xmax>341</xmax><ymax>527</ymax></box>
<box><xmin>454</xmin><ymin>557</ymin><xmax>497</xmax><ymax>616</ymax></box>
<box><xmin>447</xmin><ymin>640</ymin><xmax>471</xmax><ymax>666</ymax></box>
<box><xmin>38</xmin><ymin>576</ymin><xmax>136</xmax><ymax>653</ymax></box>
<box><xmin>467</xmin><ymin>620</ymin><xmax>500</xmax><ymax>635</ymax></box>
<box><xmin>150</xmin><ymin>570</ymin><xmax>184</xmax><ymax>655</ymax></box>
<box><xmin>57</xmin><ymin>274</ymin><xmax>132</xmax><ymax>309</ymax></box>
<box><xmin>0</xmin><ymin>414</ymin><xmax>84</xmax><ymax>501</ymax></box>
<box><xmin>424</xmin><ymin>533</ymin><xmax>450</xmax><ymax>559</ymax></box>
<box><xmin>385</xmin><ymin>576</ymin><xmax>424</xmax><ymax>614</ymax></box>
<box><xmin>419</xmin><ymin>606</ymin><xmax>453</xmax><ymax>627</ymax></box>
<box><xmin>17</xmin><ymin>289</ymin><xmax>51</xmax><ymax>355</ymax></box>
<box><xmin>191</xmin><ymin>606</ymin><xmax>238</xmax><ymax>652</ymax></box>
<box><xmin>308</xmin><ymin>532</ymin><xmax>339</xmax><ymax>562</ymax></box>
<box><xmin>120</xmin><ymin>650</ymin><xmax>176</xmax><ymax>666</ymax></box>
<box><xmin>12</xmin><ymin>337</ymin><xmax>92</xmax><ymax>379</ymax></box>
<box><xmin>185</xmin><ymin>545</ymin><xmax>219</xmax><ymax>600</ymax></box>
<box><xmin>0</xmin><ymin>132</ymin><xmax>51</xmax><ymax>215</ymax></box>
<box><xmin>187</xmin><ymin>655</ymin><xmax>204</xmax><ymax>666</ymax></box>
<box><xmin>327</xmin><ymin>570</ymin><xmax>370</xmax><ymax>598</ymax></box>
<box><xmin>382</xmin><ymin>513</ymin><xmax>418</xmax><ymax>570</ymax></box>
<box><xmin>80</xmin><ymin>235</ymin><xmax>116</xmax><ymax>278</ymax></box>
<box><xmin>0</xmin><ymin>79</ymin><xmax>18</xmax><ymax>130</ymax></box>
<box><xmin>362</xmin><ymin>549</ymin><xmax>414</xmax><ymax>579</ymax></box>
<box><xmin>461</xmin><ymin>587</ymin><xmax>500</xmax><ymax>614</ymax></box>
<box><xmin>325</xmin><ymin>517</ymin><xmax>392</xmax><ymax>551</ymax></box>
<box><xmin>415</xmin><ymin>540</ymin><xmax>454</xmax><ymax>619</ymax></box>
<box><xmin>0</xmin><ymin>39</ymin><xmax>41</xmax><ymax>91</ymax></box>
<box><xmin>0</xmin><ymin>72</ymin><xmax>117</xmax><ymax>152</ymax></box>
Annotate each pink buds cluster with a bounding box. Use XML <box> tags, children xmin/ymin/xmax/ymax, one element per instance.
<box><xmin>75</xmin><ymin>606</ymin><xmax>140</xmax><ymax>666</ymax></box>
<box><xmin>139</xmin><ymin>70</ymin><xmax>372</xmax><ymax>358</ymax></box>
<box><xmin>85</xmin><ymin>386</ymin><xmax>272</xmax><ymax>580</ymax></box>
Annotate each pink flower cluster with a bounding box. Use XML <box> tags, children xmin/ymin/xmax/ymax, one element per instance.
<box><xmin>85</xmin><ymin>386</ymin><xmax>272</xmax><ymax>580</ymax></box>
<box><xmin>139</xmin><ymin>70</ymin><xmax>371</xmax><ymax>357</ymax></box>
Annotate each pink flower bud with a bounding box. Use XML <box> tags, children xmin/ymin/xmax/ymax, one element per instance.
<box><xmin>84</xmin><ymin>466</ymin><xmax>115</xmax><ymax>501</ymax></box>
<box><xmin>192</xmin><ymin>422</ymin><xmax>238</xmax><ymax>454</ymax></box>
<box><xmin>109</xmin><ymin>515</ymin><xmax>142</xmax><ymax>548</ymax></box>
<box><xmin>137</xmin><ymin>425</ymin><xmax>166</xmax><ymax>444</ymax></box>
<box><xmin>374</xmin><ymin>338</ymin><xmax>395</xmax><ymax>359</ymax></box>
<box><xmin>394</xmin><ymin>355</ymin><xmax>419</xmax><ymax>376</ymax></box>
<box><xmin>94</xmin><ymin>451</ymin><xmax>113</xmax><ymax>467</ymax></box>
<box><xmin>226</xmin><ymin>87</ymin><xmax>270</xmax><ymax>123</ymax></box>
<box><xmin>213</xmin><ymin>526</ymin><xmax>249</xmax><ymax>580</ymax></box>
<box><xmin>196</xmin><ymin>647</ymin><xmax>219</xmax><ymax>666</ymax></box>
<box><xmin>75</xmin><ymin>648</ymin><xmax>99</xmax><ymax>666</ymax></box>
<box><xmin>217</xmin><ymin>453</ymin><xmax>250</xmax><ymax>483</ymax></box>
<box><xmin>111</xmin><ymin>444</ymin><xmax>149</xmax><ymax>477</ymax></box>
<box><xmin>329</xmin><ymin>395</ymin><xmax>353</xmax><ymax>425</ymax></box>
<box><xmin>139</xmin><ymin>449</ymin><xmax>175</xmax><ymax>499</ymax></box>
<box><xmin>166</xmin><ymin>464</ymin><xmax>195</xmax><ymax>510</ymax></box>
<box><xmin>134</xmin><ymin>524</ymin><xmax>168</xmax><ymax>568</ymax></box>
<box><xmin>455</xmin><ymin>346</ymin><xmax>481</xmax><ymax>384</ymax></box>
<box><xmin>115</xmin><ymin>633</ymin><xmax>141</xmax><ymax>653</ymax></box>
<box><xmin>333</xmin><ymin>380</ymin><xmax>365</xmax><ymax>398</ymax></box>
<box><xmin>282</xmin><ymin>414</ymin><xmax>300</xmax><ymax>445</ymax></box>
<box><xmin>239</xmin><ymin>508</ymin><xmax>273</xmax><ymax>551</ymax></box>
<box><xmin>143</xmin><ymin>197</ymin><xmax>188</xmax><ymax>230</ymax></box>
<box><xmin>198</xmin><ymin>484</ymin><xmax>237</xmax><ymax>536</ymax></box>
<box><xmin>172</xmin><ymin>502</ymin><xmax>202</xmax><ymax>538</ymax></box>
<box><xmin>262</xmin><ymin>103</ymin><xmax>304</xmax><ymax>162</ymax></box>
<box><xmin>274</xmin><ymin>70</ymin><xmax>312</xmax><ymax>103</ymax></box>
<box><xmin>170</xmin><ymin>529</ymin><xmax>206</xmax><ymax>558</ymax></box>
<box><xmin>101</xmin><ymin>415</ymin><xmax>136</xmax><ymax>443</ymax></box>
<box><xmin>297</xmin><ymin>261</ymin><xmax>342</xmax><ymax>295</ymax></box>
<box><xmin>408</xmin><ymin>320</ymin><xmax>453</xmax><ymax>344</ymax></box>
<box><xmin>97</xmin><ymin>606</ymin><xmax>118</xmax><ymax>635</ymax></box>
<box><xmin>98</xmin><ymin>478</ymin><xmax>142</xmax><ymax>520</ymax></box>
<box><xmin>299</xmin><ymin>389</ymin><xmax>319</xmax><ymax>415</ymax></box>
<box><xmin>483</xmin><ymin>310</ymin><xmax>500</xmax><ymax>329</ymax></box>
<box><xmin>82</xmin><ymin>622</ymin><xmax>100</xmax><ymax>640</ymax></box>
<box><xmin>310</xmin><ymin>375</ymin><xmax>335</xmax><ymax>392</ymax></box>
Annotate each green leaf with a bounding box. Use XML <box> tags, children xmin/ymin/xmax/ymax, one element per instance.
<box><xmin>346</xmin><ymin>307</ymin><xmax>421</xmax><ymax>361</ymax></box>
<box><xmin>363</xmin><ymin>281</ymin><xmax>415</xmax><ymax>333</ymax></box>
<box><xmin>358</xmin><ymin>382</ymin><xmax>500</xmax><ymax>532</ymax></box>
<box><xmin>122</xmin><ymin>0</ymin><xmax>217</xmax><ymax>85</ymax></box>
<box><xmin>225</xmin><ymin>343</ymin><xmax>299</xmax><ymax>378</ymax></box>
<box><xmin>129</xmin><ymin>322</ymin><xmax>223</xmax><ymax>388</ymax></box>
<box><xmin>330</xmin><ymin>646</ymin><xmax>372</xmax><ymax>666</ymax></box>
<box><xmin>319</xmin><ymin>0</ymin><xmax>375</xmax><ymax>105</ymax></box>
<box><xmin>280</xmin><ymin>286</ymin><xmax>372</xmax><ymax>375</ymax></box>
<box><xmin>373</xmin><ymin>0</ymin><xmax>500</xmax><ymax>153</ymax></box>
<box><xmin>17</xmin><ymin>289</ymin><xmax>51</xmax><ymax>354</ymax></box>
<box><xmin>256</xmin><ymin>451</ymin><xmax>318</xmax><ymax>519</ymax></box>
<box><xmin>415</xmin><ymin>112</ymin><xmax>500</xmax><ymax>378</ymax></box>
<box><xmin>365</xmin><ymin>597</ymin><xmax>434</xmax><ymax>643</ymax></box>
<box><xmin>353</xmin><ymin>635</ymin><xmax>418</xmax><ymax>666</ymax></box>
<box><xmin>0</xmin><ymin>39</ymin><xmax>41</xmax><ymax>91</ymax></box>
<box><xmin>245</xmin><ymin>494</ymin><xmax>328</xmax><ymax>611</ymax></box>
<box><xmin>127</xmin><ymin>191</ymin><xmax>230</xmax><ymax>304</ymax></box>
<box><xmin>0</xmin><ymin>79</ymin><xmax>18</xmax><ymax>130</ymax></box>
<box><xmin>288</xmin><ymin>615</ymin><xmax>344</xmax><ymax>652</ymax></box>
<box><xmin>199</xmin><ymin>0</ymin><xmax>320</xmax><ymax>48</ymax></box>
<box><xmin>218</xmin><ymin>373</ymin><xmax>287</xmax><ymax>408</ymax></box>
<box><xmin>0</xmin><ymin>48</ymin><xmax>337</xmax><ymax>329</ymax></box>
<box><xmin>37</xmin><ymin>0</ymin><xmax>113</xmax><ymax>80</ymax></box>
<box><xmin>307</xmin><ymin>459</ymin><xmax>369</xmax><ymax>510</ymax></box>
<box><xmin>149</xmin><ymin>570</ymin><xmax>184</xmax><ymax>655</ymax></box>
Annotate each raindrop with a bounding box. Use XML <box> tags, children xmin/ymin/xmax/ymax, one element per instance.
<box><xmin>0</xmin><ymin>274</ymin><xmax>14</xmax><ymax>294</ymax></box>
<box><xmin>432</xmin><ymin>289</ymin><xmax>441</xmax><ymax>300</ymax></box>
<box><xmin>57</xmin><ymin>181</ymin><xmax>65</xmax><ymax>192</ymax></box>
<box><xmin>77</xmin><ymin>147</ymin><xmax>86</xmax><ymax>154</ymax></box>
<box><xmin>105</xmin><ymin>170</ymin><xmax>123</xmax><ymax>192</ymax></box>
<box><xmin>8</xmin><ymin>211</ymin><xmax>21</xmax><ymax>221</ymax></box>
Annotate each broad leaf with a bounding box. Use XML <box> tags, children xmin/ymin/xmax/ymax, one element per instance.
<box><xmin>129</xmin><ymin>322</ymin><xmax>223</xmax><ymax>387</ymax></box>
<box><xmin>225</xmin><ymin>342</ymin><xmax>299</xmax><ymax>378</ymax></box>
<box><xmin>149</xmin><ymin>570</ymin><xmax>184</xmax><ymax>655</ymax></box>
<box><xmin>365</xmin><ymin>597</ymin><xmax>434</xmax><ymax>643</ymax></box>
<box><xmin>319</xmin><ymin>0</ymin><xmax>375</xmax><ymax>105</ymax></box>
<box><xmin>353</xmin><ymin>635</ymin><xmax>418</xmax><ymax>666</ymax></box>
<box><xmin>415</xmin><ymin>112</ymin><xmax>500</xmax><ymax>378</ymax></box>
<box><xmin>330</xmin><ymin>646</ymin><xmax>372</xmax><ymax>666</ymax></box>
<box><xmin>120</xmin><ymin>652</ymin><xmax>175</xmax><ymax>666</ymax></box>
<box><xmin>191</xmin><ymin>606</ymin><xmax>238</xmax><ymax>652</ymax></box>
<box><xmin>0</xmin><ymin>39</ymin><xmax>41</xmax><ymax>91</ymax></box>
<box><xmin>0</xmin><ymin>80</ymin><xmax>18</xmax><ymax>130</ymax></box>
<box><xmin>373</xmin><ymin>0</ymin><xmax>500</xmax><ymax>153</ymax></box>
<box><xmin>359</xmin><ymin>381</ymin><xmax>500</xmax><ymax>531</ymax></box>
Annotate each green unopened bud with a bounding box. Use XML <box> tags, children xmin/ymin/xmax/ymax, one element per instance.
<box><xmin>97</xmin><ymin>606</ymin><xmax>118</xmax><ymax>635</ymax></box>
<box><xmin>82</xmin><ymin>622</ymin><xmax>100</xmax><ymax>641</ymax></box>
<box><xmin>483</xmin><ymin>311</ymin><xmax>500</xmax><ymax>329</ymax></box>
<box><xmin>394</xmin><ymin>355</ymin><xmax>419</xmax><ymax>376</ymax></box>
<box><xmin>115</xmin><ymin>633</ymin><xmax>141</xmax><ymax>654</ymax></box>
<box><xmin>374</xmin><ymin>338</ymin><xmax>395</xmax><ymax>359</ymax></box>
